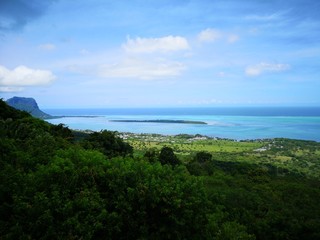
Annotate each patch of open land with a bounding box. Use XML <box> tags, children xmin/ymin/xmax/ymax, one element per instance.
<box><xmin>73</xmin><ymin>128</ymin><xmax>320</xmax><ymax>178</ymax></box>
<box><xmin>114</xmin><ymin>132</ymin><xmax>320</xmax><ymax>178</ymax></box>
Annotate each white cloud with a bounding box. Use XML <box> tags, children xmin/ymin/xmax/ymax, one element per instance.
<box><xmin>38</xmin><ymin>43</ymin><xmax>56</xmax><ymax>51</ymax></box>
<box><xmin>227</xmin><ymin>34</ymin><xmax>240</xmax><ymax>43</ymax></box>
<box><xmin>0</xmin><ymin>65</ymin><xmax>56</xmax><ymax>92</ymax></box>
<box><xmin>245</xmin><ymin>62</ymin><xmax>290</xmax><ymax>76</ymax></box>
<box><xmin>63</xmin><ymin>35</ymin><xmax>190</xmax><ymax>80</ymax></box>
<box><xmin>198</xmin><ymin>28</ymin><xmax>239</xmax><ymax>44</ymax></box>
<box><xmin>245</xmin><ymin>11</ymin><xmax>288</xmax><ymax>21</ymax></box>
<box><xmin>98</xmin><ymin>58</ymin><xmax>185</xmax><ymax>80</ymax></box>
<box><xmin>123</xmin><ymin>36</ymin><xmax>189</xmax><ymax>53</ymax></box>
<box><xmin>198</xmin><ymin>28</ymin><xmax>222</xmax><ymax>42</ymax></box>
<box><xmin>65</xmin><ymin>35</ymin><xmax>189</xmax><ymax>80</ymax></box>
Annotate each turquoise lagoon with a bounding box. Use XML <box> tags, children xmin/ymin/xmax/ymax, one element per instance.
<box><xmin>45</xmin><ymin>107</ymin><xmax>320</xmax><ymax>141</ymax></box>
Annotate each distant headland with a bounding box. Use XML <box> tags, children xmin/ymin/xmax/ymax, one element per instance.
<box><xmin>6</xmin><ymin>96</ymin><xmax>52</xmax><ymax>119</ymax></box>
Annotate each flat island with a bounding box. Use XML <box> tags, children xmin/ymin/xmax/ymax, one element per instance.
<box><xmin>110</xmin><ymin>119</ymin><xmax>207</xmax><ymax>125</ymax></box>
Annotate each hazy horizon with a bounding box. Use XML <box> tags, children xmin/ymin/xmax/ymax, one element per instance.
<box><xmin>41</xmin><ymin>105</ymin><xmax>320</xmax><ymax>110</ymax></box>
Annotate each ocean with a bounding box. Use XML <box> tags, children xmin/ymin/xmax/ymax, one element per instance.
<box><xmin>44</xmin><ymin>107</ymin><xmax>320</xmax><ymax>141</ymax></box>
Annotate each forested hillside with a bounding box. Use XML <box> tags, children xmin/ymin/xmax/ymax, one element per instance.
<box><xmin>1</xmin><ymin>99</ymin><xmax>320</xmax><ymax>239</ymax></box>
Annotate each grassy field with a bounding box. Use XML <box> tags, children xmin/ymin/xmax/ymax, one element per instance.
<box><xmin>120</xmin><ymin>133</ymin><xmax>320</xmax><ymax>178</ymax></box>
<box><xmin>123</xmin><ymin>133</ymin><xmax>264</xmax><ymax>153</ymax></box>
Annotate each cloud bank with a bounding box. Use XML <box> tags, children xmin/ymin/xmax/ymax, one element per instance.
<box><xmin>98</xmin><ymin>58</ymin><xmax>185</xmax><ymax>80</ymax></box>
<box><xmin>67</xmin><ymin>35</ymin><xmax>190</xmax><ymax>80</ymax></box>
<box><xmin>0</xmin><ymin>65</ymin><xmax>56</xmax><ymax>92</ymax></box>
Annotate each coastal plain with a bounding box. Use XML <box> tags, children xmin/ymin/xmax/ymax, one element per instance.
<box><xmin>118</xmin><ymin>132</ymin><xmax>320</xmax><ymax>178</ymax></box>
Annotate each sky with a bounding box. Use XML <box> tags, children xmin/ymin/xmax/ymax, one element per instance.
<box><xmin>0</xmin><ymin>0</ymin><xmax>320</xmax><ymax>108</ymax></box>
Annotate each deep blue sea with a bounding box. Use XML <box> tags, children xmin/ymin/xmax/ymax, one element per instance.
<box><xmin>44</xmin><ymin>107</ymin><xmax>320</xmax><ymax>141</ymax></box>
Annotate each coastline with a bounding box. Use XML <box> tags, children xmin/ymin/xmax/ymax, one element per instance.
<box><xmin>47</xmin><ymin>115</ymin><xmax>100</xmax><ymax>119</ymax></box>
<box><xmin>45</xmin><ymin>113</ymin><xmax>320</xmax><ymax>142</ymax></box>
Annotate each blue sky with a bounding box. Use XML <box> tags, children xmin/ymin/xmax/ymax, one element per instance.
<box><xmin>0</xmin><ymin>0</ymin><xmax>320</xmax><ymax>108</ymax></box>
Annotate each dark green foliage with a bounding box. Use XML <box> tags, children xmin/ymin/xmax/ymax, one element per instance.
<box><xmin>1</xmin><ymin>100</ymin><xmax>320</xmax><ymax>239</ymax></box>
<box><xmin>159</xmin><ymin>146</ymin><xmax>180</xmax><ymax>166</ymax></box>
<box><xmin>1</xmin><ymin>102</ymin><xmax>211</xmax><ymax>239</ymax></box>
<box><xmin>187</xmin><ymin>160</ymin><xmax>217</xmax><ymax>176</ymax></box>
<box><xmin>194</xmin><ymin>151</ymin><xmax>212</xmax><ymax>163</ymax></box>
<box><xmin>50</xmin><ymin>123</ymin><xmax>74</xmax><ymax>141</ymax></box>
<box><xmin>144</xmin><ymin>148</ymin><xmax>158</xmax><ymax>163</ymax></box>
<box><xmin>0</xmin><ymin>98</ymin><xmax>30</xmax><ymax>120</ymax></box>
<box><xmin>186</xmin><ymin>152</ymin><xmax>216</xmax><ymax>176</ymax></box>
<box><xmin>82</xmin><ymin>130</ymin><xmax>133</xmax><ymax>158</ymax></box>
<box><xmin>204</xmin><ymin>173</ymin><xmax>320</xmax><ymax>240</ymax></box>
<box><xmin>1</xmin><ymin>147</ymin><xmax>210</xmax><ymax>239</ymax></box>
<box><xmin>72</xmin><ymin>129</ymin><xmax>91</xmax><ymax>141</ymax></box>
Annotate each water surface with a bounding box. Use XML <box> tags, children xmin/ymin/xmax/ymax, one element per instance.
<box><xmin>45</xmin><ymin>107</ymin><xmax>320</xmax><ymax>141</ymax></box>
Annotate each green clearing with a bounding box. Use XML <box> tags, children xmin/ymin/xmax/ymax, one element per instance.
<box><xmin>125</xmin><ymin>135</ymin><xmax>264</xmax><ymax>153</ymax></box>
<box><xmin>122</xmin><ymin>133</ymin><xmax>320</xmax><ymax>178</ymax></box>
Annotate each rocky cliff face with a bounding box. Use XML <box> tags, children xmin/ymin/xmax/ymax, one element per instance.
<box><xmin>6</xmin><ymin>97</ymin><xmax>52</xmax><ymax>119</ymax></box>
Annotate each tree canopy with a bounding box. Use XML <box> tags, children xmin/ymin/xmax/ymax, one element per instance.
<box><xmin>1</xmin><ymin>99</ymin><xmax>320</xmax><ymax>239</ymax></box>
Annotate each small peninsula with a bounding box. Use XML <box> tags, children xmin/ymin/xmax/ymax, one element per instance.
<box><xmin>110</xmin><ymin>119</ymin><xmax>207</xmax><ymax>125</ymax></box>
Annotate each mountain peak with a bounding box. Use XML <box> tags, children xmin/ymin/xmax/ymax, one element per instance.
<box><xmin>6</xmin><ymin>96</ymin><xmax>51</xmax><ymax>119</ymax></box>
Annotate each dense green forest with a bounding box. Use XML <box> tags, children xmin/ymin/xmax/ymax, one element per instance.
<box><xmin>1</xmin><ymin>99</ymin><xmax>320</xmax><ymax>239</ymax></box>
